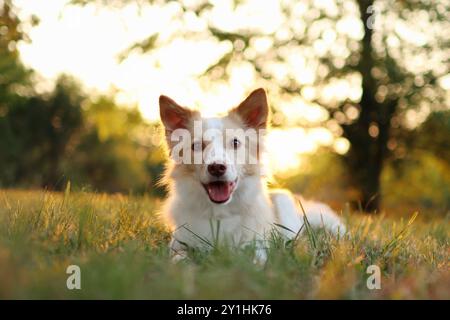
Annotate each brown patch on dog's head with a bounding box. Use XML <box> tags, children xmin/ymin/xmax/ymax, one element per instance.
<box><xmin>227</xmin><ymin>88</ymin><xmax>270</xmax><ymax>174</ymax></box>
<box><xmin>159</xmin><ymin>94</ymin><xmax>200</xmax><ymax>148</ymax></box>
<box><xmin>229</xmin><ymin>88</ymin><xmax>269</xmax><ymax>129</ymax></box>
<box><xmin>159</xmin><ymin>95</ymin><xmax>199</xmax><ymax>135</ymax></box>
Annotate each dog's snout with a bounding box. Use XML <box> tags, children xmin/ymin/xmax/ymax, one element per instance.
<box><xmin>208</xmin><ymin>163</ymin><xmax>227</xmax><ymax>177</ymax></box>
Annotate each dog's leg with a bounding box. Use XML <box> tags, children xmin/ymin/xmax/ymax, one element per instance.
<box><xmin>271</xmin><ymin>190</ymin><xmax>346</xmax><ymax>238</ymax></box>
<box><xmin>270</xmin><ymin>190</ymin><xmax>304</xmax><ymax>238</ymax></box>
<box><xmin>300</xmin><ymin>199</ymin><xmax>346</xmax><ymax>236</ymax></box>
<box><xmin>253</xmin><ymin>246</ymin><xmax>268</xmax><ymax>265</ymax></box>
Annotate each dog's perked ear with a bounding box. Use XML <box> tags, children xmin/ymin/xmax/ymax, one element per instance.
<box><xmin>231</xmin><ymin>88</ymin><xmax>269</xmax><ymax>129</ymax></box>
<box><xmin>159</xmin><ymin>95</ymin><xmax>193</xmax><ymax>132</ymax></box>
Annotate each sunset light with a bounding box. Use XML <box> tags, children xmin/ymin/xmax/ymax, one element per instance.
<box><xmin>13</xmin><ymin>0</ymin><xmax>357</xmax><ymax>175</ymax></box>
<box><xmin>2</xmin><ymin>0</ymin><xmax>449</xmax><ymax>301</ymax></box>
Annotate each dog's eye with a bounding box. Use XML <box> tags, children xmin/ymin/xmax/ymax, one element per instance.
<box><xmin>232</xmin><ymin>138</ymin><xmax>241</xmax><ymax>149</ymax></box>
<box><xmin>191</xmin><ymin>141</ymin><xmax>203</xmax><ymax>152</ymax></box>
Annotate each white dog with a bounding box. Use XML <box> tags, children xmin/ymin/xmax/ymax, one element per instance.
<box><xmin>159</xmin><ymin>88</ymin><xmax>345</xmax><ymax>263</ymax></box>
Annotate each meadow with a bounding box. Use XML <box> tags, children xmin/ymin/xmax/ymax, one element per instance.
<box><xmin>0</xmin><ymin>188</ymin><xmax>448</xmax><ymax>299</ymax></box>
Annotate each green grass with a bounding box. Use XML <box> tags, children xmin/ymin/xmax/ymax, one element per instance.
<box><xmin>0</xmin><ymin>188</ymin><xmax>448</xmax><ymax>299</ymax></box>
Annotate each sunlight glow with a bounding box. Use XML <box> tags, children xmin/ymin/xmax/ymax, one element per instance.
<box><xmin>13</xmin><ymin>0</ymin><xmax>357</xmax><ymax>175</ymax></box>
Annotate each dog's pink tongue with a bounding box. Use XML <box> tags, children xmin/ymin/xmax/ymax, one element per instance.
<box><xmin>207</xmin><ymin>182</ymin><xmax>231</xmax><ymax>203</ymax></box>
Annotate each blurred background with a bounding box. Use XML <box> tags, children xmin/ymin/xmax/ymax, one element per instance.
<box><xmin>1</xmin><ymin>0</ymin><xmax>449</xmax><ymax>217</ymax></box>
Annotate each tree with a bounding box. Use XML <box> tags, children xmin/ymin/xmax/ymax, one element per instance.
<box><xmin>4</xmin><ymin>76</ymin><xmax>84</xmax><ymax>188</ymax></box>
<box><xmin>63</xmin><ymin>95</ymin><xmax>166</xmax><ymax>194</ymax></box>
<box><xmin>73</xmin><ymin>0</ymin><xmax>449</xmax><ymax>211</ymax></box>
<box><xmin>0</xmin><ymin>1</ymin><xmax>164</xmax><ymax>193</ymax></box>
<box><xmin>0</xmin><ymin>0</ymin><xmax>33</xmax><ymax>102</ymax></box>
<box><xmin>200</xmin><ymin>0</ymin><xmax>449</xmax><ymax>212</ymax></box>
<box><xmin>40</xmin><ymin>2</ymin><xmax>434</xmax><ymax>212</ymax></box>
<box><xmin>0</xmin><ymin>0</ymin><xmax>34</xmax><ymax>185</ymax></box>
<box><xmin>1</xmin><ymin>2</ymin><xmax>85</xmax><ymax>189</ymax></box>
<box><xmin>382</xmin><ymin>109</ymin><xmax>450</xmax><ymax>215</ymax></box>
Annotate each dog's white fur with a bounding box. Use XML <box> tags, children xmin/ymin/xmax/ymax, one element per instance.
<box><xmin>159</xmin><ymin>88</ymin><xmax>345</xmax><ymax>263</ymax></box>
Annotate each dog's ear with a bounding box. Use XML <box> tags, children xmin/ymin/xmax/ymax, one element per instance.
<box><xmin>159</xmin><ymin>95</ymin><xmax>193</xmax><ymax>132</ymax></box>
<box><xmin>231</xmin><ymin>88</ymin><xmax>269</xmax><ymax>129</ymax></box>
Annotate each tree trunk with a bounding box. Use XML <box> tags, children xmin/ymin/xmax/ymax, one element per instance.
<box><xmin>341</xmin><ymin>0</ymin><xmax>391</xmax><ymax>212</ymax></box>
<box><xmin>342</xmin><ymin>96</ymin><xmax>388</xmax><ymax>212</ymax></box>
<box><xmin>42</xmin><ymin>148</ymin><xmax>62</xmax><ymax>190</ymax></box>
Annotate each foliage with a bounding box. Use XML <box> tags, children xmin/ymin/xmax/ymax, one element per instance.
<box><xmin>0</xmin><ymin>189</ymin><xmax>447</xmax><ymax>299</ymax></box>
<box><xmin>70</xmin><ymin>0</ymin><xmax>450</xmax><ymax>211</ymax></box>
<box><xmin>63</xmin><ymin>96</ymin><xmax>165</xmax><ymax>195</ymax></box>
<box><xmin>0</xmin><ymin>0</ymin><xmax>34</xmax><ymax>184</ymax></box>
<box><xmin>283</xmin><ymin>148</ymin><xmax>450</xmax><ymax>217</ymax></box>
<box><xmin>0</xmin><ymin>1</ymin><xmax>165</xmax><ymax>195</ymax></box>
<box><xmin>412</xmin><ymin>110</ymin><xmax>450</xmax><ymax>164</ymax></box>
<box><xmin>381</xmin><ymin>110</ymin><xmax>450</xmax><ymax>216</ymax></box>
<box><xmin>0</xmin><ymin>0</ymin><xmax>33</xmax><ymax>104</ymax></box>
<box><xmin>0</xmin><ymin>79</ymin><xmax>165</xmax><ymax>193</ymax></box>
<box><xmin>274</xmin><ymin>150</ymin><xmax>351</xmax><ymax>209</ymax></box>
<box><xmin>2</xmin><ymin>0</ymin><xmax>449</xmax><ymax>210</ymax></box>
<box><xmin>9</xmin><ymin>76</ymin><xmax>84</xmax><ymax>188</ymax></box>
<box><xmin>382</xmin><ymin>151</ymin><xmax>450</xmax><ymax>216</ymax></box>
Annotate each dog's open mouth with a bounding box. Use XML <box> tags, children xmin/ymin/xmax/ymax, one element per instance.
<box><xmin>203</xmin><ymin>180</ymin><xmax>236</xmax><ymax>204</ymax></box>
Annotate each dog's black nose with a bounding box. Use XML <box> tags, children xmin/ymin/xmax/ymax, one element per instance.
<box><xmin>208</xmin><ymin>163</ymin><xmax>227</xmax><ymax>177</ymax></box>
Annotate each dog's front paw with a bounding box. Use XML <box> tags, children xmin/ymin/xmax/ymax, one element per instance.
<box><xmin>253</xmin><ymin>247</ymin><xmax>268</xmax><ymax>265</ymax></box>
<box><xmin>171</xmin><ymin>252</ymin><xmax>188</xmax><ymax>263</ymax></box>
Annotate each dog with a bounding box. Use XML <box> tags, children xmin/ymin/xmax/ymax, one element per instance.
<box><xmin>159</xmin><ymin>88</ymin><xmax>345</xmax><ymax>263</ymax></box>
